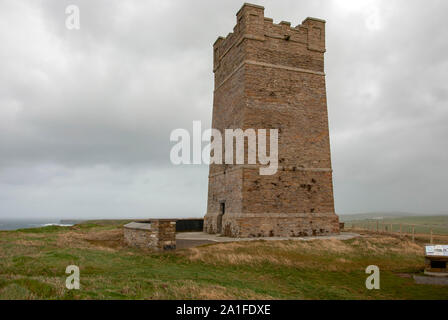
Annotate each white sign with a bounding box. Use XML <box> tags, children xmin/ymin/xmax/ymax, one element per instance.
<box><xmin>425</xmin><ymin>245</ymin><xmax>448</xmax><ymax>257</ymax></box>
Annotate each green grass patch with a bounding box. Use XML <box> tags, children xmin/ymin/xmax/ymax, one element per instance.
<box><xmin>0</xmin><ymin>222</ymin><xmax>447</xmax><ymax>300</ymax></box>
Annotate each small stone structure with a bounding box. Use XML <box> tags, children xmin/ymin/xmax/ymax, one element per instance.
<box><xmin>123</xmin><ymin>219</ymin><xmax>176</xmax><ymax>251</ymax></box>
<box><xmin>424</xmin><ymin>245</ymin><xmax>448</xmax><ymax>276</ymax></box>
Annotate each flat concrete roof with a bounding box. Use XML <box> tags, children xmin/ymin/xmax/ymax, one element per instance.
<box><xmin>124</xmin><ymin>222</ymin><xmax>152</xmax><ymax>230</ymax></box>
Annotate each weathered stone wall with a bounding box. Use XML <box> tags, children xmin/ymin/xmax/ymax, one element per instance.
<box><xmin>204</xmin><ymin>3</ymin><xmax>339</xmax><ymax>237</ymax></box>
<box><xmin>124</xmin><ymin>220</ymin><xmax>176</xmax><ymax>250</ymax></box>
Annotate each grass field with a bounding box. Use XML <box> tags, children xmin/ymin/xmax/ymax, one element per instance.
<box><xmin>342</xmin><ymin>215</ymin><xmax>448</xmax><ymax>236</ymax></box>
<box><xmin>0</xmin><ymin>221</ymin><xmax>447</xmax><ymax>300</ymax></box>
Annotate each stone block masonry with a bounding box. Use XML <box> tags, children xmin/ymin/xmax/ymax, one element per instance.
<box><xmin>124</xmin><ymin>219</ymin><xmax>176</xmax><ymax>251</ymax></box>
<box><xmin>204</xmin><ymin>3</ymin><xmax>340</xmax><ymax>237</ymax></box>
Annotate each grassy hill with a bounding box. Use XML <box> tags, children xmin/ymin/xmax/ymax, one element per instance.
<box><xmin>0</xmin><ymin>221</ymin><xmax>447</xmax><ymax>300</ymax></box>
<box><xmin>341</xmin><ymin>214</ymin><xmax>448</xmax><ymax>235</ymax></box>
<box><xmin>340</xmin><ymin>212</ymin><xmax>425</xmax><ymax>221</ymax></box>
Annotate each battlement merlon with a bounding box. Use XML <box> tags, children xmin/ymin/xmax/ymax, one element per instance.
<box><xmin>302</xmin><ymin>17</ymin><xmax>326</xmax><ymax>53</ymax></box>
<box><xmin>213</xmin><ymin>3</ymin><xmax>326</xmax><ymax>71</ymax></box>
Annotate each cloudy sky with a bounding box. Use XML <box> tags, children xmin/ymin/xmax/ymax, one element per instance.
<box><xmin>0</xmin><ymin>0</ymin><xmax>447</xmax><ymax>219</ymax></box>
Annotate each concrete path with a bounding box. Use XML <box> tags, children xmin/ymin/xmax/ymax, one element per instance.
<box><xmin>176</xmin><ymin>232</ymin><xmax>359</xmax><ymax>243</ymax></box>
<box><xmin>176</xmin><ymin>239</ymin><xmax>216</xmax><ymax>249</ymax></box>
<box><xmin>414</xmin><ymin>275</ymin><xmax>448</xmax><ymax>286</ymax></box>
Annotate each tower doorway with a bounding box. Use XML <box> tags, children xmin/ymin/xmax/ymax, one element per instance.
<box><xmin>217</xmin><ymin>201</ymin><xmax>225</xmax><ymax>234</ymax></box>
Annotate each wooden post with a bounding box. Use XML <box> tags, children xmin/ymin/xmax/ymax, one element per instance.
<box><xmin>390</xmin><ymin>224</ymin><xmax>393</xmax><ymax>234</ymax></box>
<box><xmin>376</xmin><ymin>221</ymin><xmax>379</xmax><ymax>233</ymax></box>
<box><xmin>412</xmin><ymin>226</ymin><xmax>415</xmax><ymax>242</ymax></box>
<box><xmin>430</xmin><ymin>228</ymin><xmax>433</xmax><ymax>244</ymax></box>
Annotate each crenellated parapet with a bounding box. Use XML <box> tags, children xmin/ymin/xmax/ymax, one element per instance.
<box><xmin>213</xmin><ymin>3</ymin><xmax>326</xmax><ymax>76</ymax></box>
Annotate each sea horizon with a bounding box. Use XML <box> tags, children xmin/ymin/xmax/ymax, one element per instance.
<box><xmin>0</xmin><ymin>218</ymin><xmax>75</xmax><ymax>231</ymax></box>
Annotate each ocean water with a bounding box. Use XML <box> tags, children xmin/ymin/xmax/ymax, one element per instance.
<box><xmin>0</xmin><ymin>219</ymin><xmax>73</xmax><ymax>231</ymax></box>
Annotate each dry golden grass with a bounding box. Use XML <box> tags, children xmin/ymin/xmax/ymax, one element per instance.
<box><xmin>56</xmin><ymin>228</ymin><xmax>124</xmax><ymax>251</ymax></box>
<box><xmin>182</xmin><ymin>236</ymin><xmax>425</xmax><ymax>272</ymax></box>
<box><xmin>298</xmin><ymin>238</ymin><xmax>357</xmax><ymax>254</ymax></box>
<box><xmin>350</xmin><ymin>236</ymin><xmax>422</xmax><ymax>255</ymax></box>
<box><xmin>14</xmin><ymin>239</ymin><xmax>44</xmax><ymax>247</ymax></box>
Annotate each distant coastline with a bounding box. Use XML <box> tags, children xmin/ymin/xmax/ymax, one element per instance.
<box><xmin>59</xmin><ymin>219</ymin><xmax>86</xmax><ymax>225</ymax></box>
<box><xmin>0</xmin><ymin>219</ymin><xmax>76</xmax><ymax>231</ymax></box>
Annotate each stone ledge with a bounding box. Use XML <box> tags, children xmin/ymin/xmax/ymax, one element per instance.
<box><xmin>209</xmin><ymin>165</ymin><xmax>332</xmax><ymax>178</ymax></box>
<box><xmin>204</xmin><ymin>212</ymin><xmax>337</xmax><ymax>219</ymax></box>
<box><xmin>123</xmin><ymin>222</ymin><xmax>152</xmax><ymax>230</ymax></box>
<box><xmin>302</xmin><ymin>17</ymin><xmax>326</xmax><ymax>24</ymax></box>
<box><xmin>214</xmin><ymin>59</ymin><xmax>325</xmax><ymax>90</ymax></box>
<box><xmin>236</xmin><ymin>3</ymin><xmax>265</xmax><ymax>17</ymax></box>
<box><xmin>124</xmin><ymin>219</ymin><xmax>176</xmax><ymax>251</ymax></box>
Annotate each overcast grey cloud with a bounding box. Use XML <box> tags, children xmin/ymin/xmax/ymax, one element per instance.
<box><xmin>0</xmin><ymin>0</ymin><xmax>447</xmax><ymax>219</ymax></box>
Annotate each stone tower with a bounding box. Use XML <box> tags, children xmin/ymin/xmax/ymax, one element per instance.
<box><xmin>204</xmin><ymin>3</ymin><xmax>339</xmax><ymax>237</ymax></box>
